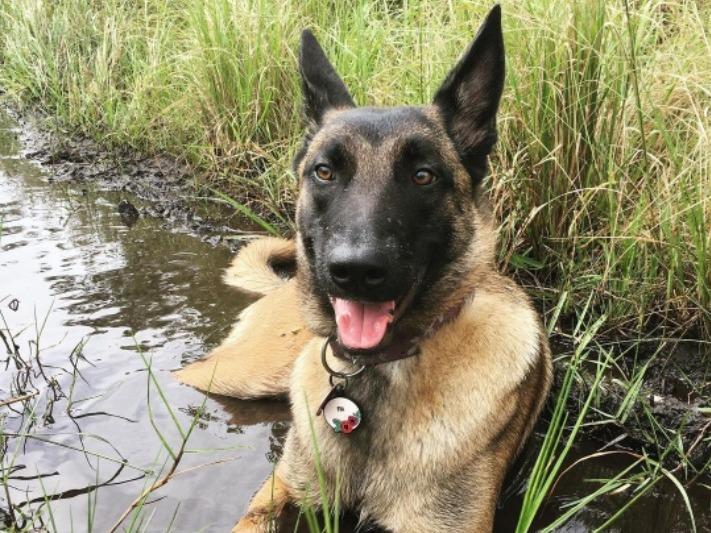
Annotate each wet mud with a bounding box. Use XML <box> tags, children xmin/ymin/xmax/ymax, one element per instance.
<box><xmin>557</xmin><ymin>337</ymin><xmax>711</xmax><ymax>472</ymax></box>
<box><xmin>3</xmin><ymin>104</ymin><xmax>267</xmax><ymax>250</ymax></box>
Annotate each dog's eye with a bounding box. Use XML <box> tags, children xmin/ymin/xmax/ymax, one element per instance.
<box><xmin>412</xmin><ymin>169</ymin><xmax>436</xmax><ymax>186</ymax></box>
<box><xmin>314</xmin><ymin>164</ymin><xmax>334</xmax><ymax>182</ymax></box>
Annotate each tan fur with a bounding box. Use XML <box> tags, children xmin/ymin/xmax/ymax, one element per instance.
<box><xmin>230</xmin><ymin>246</ymin><xmax>551</xmax><ymax>531</ymax></box>
<box><xmin>175</xmin><ymin>238</ymin><xmax>311</xmax><ymax>399</ymax></box>
<box><xmin>223</xmin><ymin>237</ymin><xmax>295</xmax><ymax>295</ymax></box>
<box><xmin>180</xmin><ymin>233</ymin><xmax>550</xmax><ymax>531</ymax></box>
<box><xmin>177</xmin><ymin>234</ymin><xmax>552</xmax><ymax>531</ymax></box>
<box><xmin>182</xmin><ymin>138</ymin><xmax>550</xmax><ymax>531</ymax></box>
<box><xmin>230</xmin><ymin>99</ymin><xmax>551</xmax><ymax>530</ymax></box>
<box><xmin>232</xmin><ymin>473</ymin><xmax>292</xmax><ymax>533</ymax></box>
<box><xmin>269</xmin><ymin>268</ymin><xmax>550</xmax><ymax>532</ymax></box>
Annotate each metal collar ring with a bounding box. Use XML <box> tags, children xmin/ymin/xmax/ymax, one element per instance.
<box><xmin>321</xmin><ymin>336</ymin><xmax>365</xmax><ymax>380</ymax></box>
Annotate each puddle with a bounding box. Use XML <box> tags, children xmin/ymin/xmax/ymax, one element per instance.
<box><xmin>0</xmin><ymin>109</ymin><xmax>282</xmax><ymax>531</ymax></box>
<box><xmin>1</xmin><ymin>108</ymin><xmax>709</xmax><ymax>531</ymax></box>
<box><xmin>495</xmin><ymin>434</ymin><xmax>710</xmax><ymax>533</ymax></box>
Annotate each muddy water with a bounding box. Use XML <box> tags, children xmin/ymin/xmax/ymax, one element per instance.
<box><xmin>496</xmin><ymin>434</ymin><xmax>711</xmax><ymax>533</ymax></box>
<box><xmin>0</xmin><ymin>110</ymin><xmax>288</xmax><ymax>531</ymax></box>
<box><xmin>0</xmin><ymin>108</ymin><xmax>708</xmax><ymax>532</ymax></box>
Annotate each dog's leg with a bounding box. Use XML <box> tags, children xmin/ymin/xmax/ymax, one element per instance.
<box><xmin>174</xmin><ymin>280</ymin><xmax>312</xmax><ymax>399</ymax></box>
<box><xmin>232</xmin><ymin>471</ymin><xmax>293</xmax><ymax>533</ymax></box>
<box><xmin>234</xmin><ymin>428</ymin><xmax>325</xmax><ymax>532</ymax></box>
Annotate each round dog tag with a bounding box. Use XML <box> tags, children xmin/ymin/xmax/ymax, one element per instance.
<box><xmin>323</xmin><ymin>396</ymin><xmax>361</xmax><ymax>434</ymax></box>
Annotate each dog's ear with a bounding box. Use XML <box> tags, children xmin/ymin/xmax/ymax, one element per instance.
<box><xmin>299</xmin><ymin>30</ymin><xmax>355</xmax><ymax>126</ymax></box>
<box><xmin>433</xmin><ymin>5</ymin><xmax>505</xmax><ymax>185</ymax></box>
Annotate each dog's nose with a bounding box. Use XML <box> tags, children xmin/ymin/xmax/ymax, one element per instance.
<box><xmin>328</xmin><ymin>248</ymin><xmax>388</xmax><ymax>292</ymax></box>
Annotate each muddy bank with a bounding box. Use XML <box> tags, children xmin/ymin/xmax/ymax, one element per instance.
<box><xmin>2</xmin><ymin>103</ymin><xmax>268</xmax><ymax>250</ymax></box>
<box><xmin>551</xmin><ymin>336</ymin><xmax>711</xmax><ymax>472</ymax></box>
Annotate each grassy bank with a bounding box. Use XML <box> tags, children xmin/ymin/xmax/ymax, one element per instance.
<box><xmin>0</xmin><ymin>0</ymin><xmax>708</xmax><ymax>336</ymax></box>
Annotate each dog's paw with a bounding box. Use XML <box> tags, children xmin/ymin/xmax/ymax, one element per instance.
<box><xmin>231</xmin><ymin>512</ymin><xmax>270</xmax><ymax>533</ymax></box>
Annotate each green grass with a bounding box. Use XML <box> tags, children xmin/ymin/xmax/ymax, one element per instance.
<box><xmin>516</xmin><ymin>297</ymin><xmax>703</xmax><ymax>532</ymax></box>
<box><xmin>0</xmin><ymin>0</ymin><xmax>708</xmax><ymax>338</ymax></box>
<box><xmin>516</xmin><ymin>313</ymin><xmax>611</xmax><ymax>532</ymax></box>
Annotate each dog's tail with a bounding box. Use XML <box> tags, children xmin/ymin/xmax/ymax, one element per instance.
<box><xmin>223</xmin><ymin>237</ymin><xmax>296</xmax><ymax>295</ymax></box>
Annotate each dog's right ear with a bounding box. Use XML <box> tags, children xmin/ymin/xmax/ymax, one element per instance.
<box><xmin>299</xmin><ymin>30</ymin><xmax>355</xmax><ymax>126</ymax></box>
<box><xmin>433</xmin><ymin>5</ymin><xmax>505</xmax><ymax>186</ymax></box>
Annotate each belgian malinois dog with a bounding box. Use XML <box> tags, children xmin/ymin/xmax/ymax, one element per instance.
<box><xmin>176</xmin><ymin>5</ymin><xmax>551</xmax><ymax>532</ymax></box>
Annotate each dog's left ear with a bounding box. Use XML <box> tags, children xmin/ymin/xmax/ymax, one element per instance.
<box><xmin>433</xmin><ymin>5</ymin><xmax>505</xmax><ymax>184</ymax></box>
<box><xmin>300</xmin><ymin>30</ymin><xmax>355</xmax><ymax>126</ymax></box>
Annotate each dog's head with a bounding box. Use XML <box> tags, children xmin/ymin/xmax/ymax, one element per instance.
<box><xmin>294</xmin><ymin>6</ymin><xmax>504</xmax><ymax>355</ymax></box>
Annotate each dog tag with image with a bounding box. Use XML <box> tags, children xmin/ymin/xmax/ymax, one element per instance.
<box><xmin>322</xmin><ymin>396</ymin><xmax>361</xmax><ymax>434</ymax></box>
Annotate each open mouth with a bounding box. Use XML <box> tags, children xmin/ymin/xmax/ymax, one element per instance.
<box><xmin>331</xmin><ymin>298</ymin><xmax>396</xmax><ymax>350</ymax></box>
<box><xmin>329</xmin><ymin>276</ymin><xmax>421</xmax><ymax>352</ymax></box>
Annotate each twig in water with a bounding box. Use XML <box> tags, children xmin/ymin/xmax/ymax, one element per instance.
<box><xmin>107</xmin><ymin>436</ymin><xmax>189</xmax><ymax>532</ymax></box>
<box><xmin>0</xmin><ymin>392</ymin><xmax>38</xmax><ymax>407</ymax></box>
<box><xmin>107</xmin><ymin>339</ymin><xmax>216</xmax><ymax>531</ymax></box>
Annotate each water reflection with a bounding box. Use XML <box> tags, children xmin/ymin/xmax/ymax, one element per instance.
<box><xmin>0</xmin><ymin>109</ymin><xmax>280</xmax><ymax>531</ymax></box>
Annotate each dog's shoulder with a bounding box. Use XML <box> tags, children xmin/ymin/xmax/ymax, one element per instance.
<box><xmin>416</xmin><ymin>271</ymin><xmax>549</xmax><ymax>403</ymax></box>
<box><xmin>450</xmin><ymin>272</ymin><xmax>543</xmax><ymax>362</ymax></box>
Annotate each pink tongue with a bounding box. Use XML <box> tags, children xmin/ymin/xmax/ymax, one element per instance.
<box><xmin>332</xmin><ymin>298</ymin><xmax>395</xmax><ymax>349</ymax></box>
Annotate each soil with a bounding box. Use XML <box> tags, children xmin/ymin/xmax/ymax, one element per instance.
<box><xmin>2</xmin><ymin>104</ymin><xmax>263</xmax><ymax>250</ymax></box>
<box><xmin>554</xmin><ymin>337</ymin><xmax>710</xmax><ymax>472</ymax></box>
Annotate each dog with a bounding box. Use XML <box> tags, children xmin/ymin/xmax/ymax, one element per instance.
<box><xmin>176</xmin><ymin>5</ymin><xmax>552</xmax><ymax>532</ymax></box>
